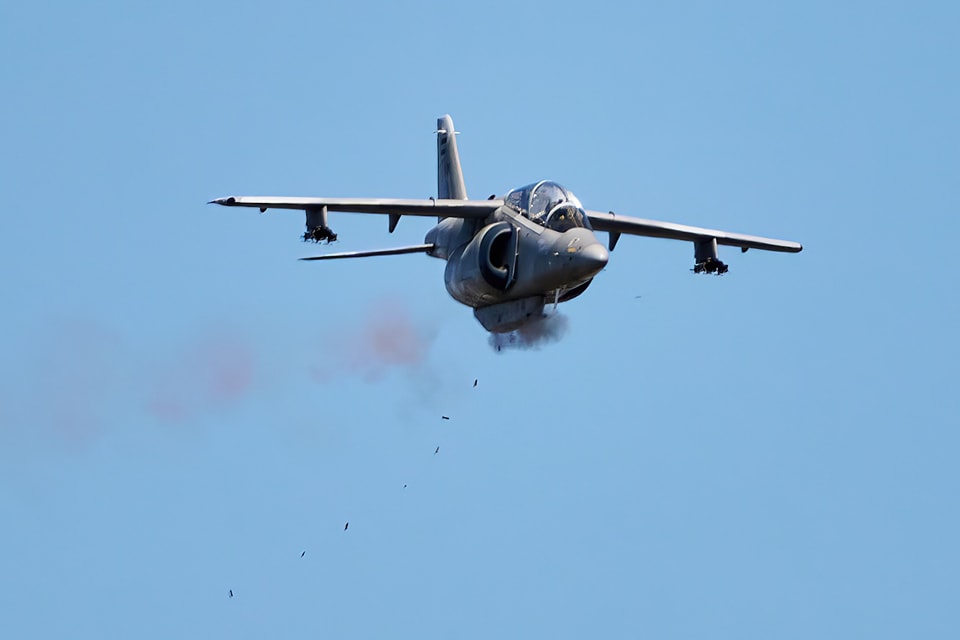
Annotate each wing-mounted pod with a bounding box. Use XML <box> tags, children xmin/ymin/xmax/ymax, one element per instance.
<box><xmin>304</xmin><ymin>206</ymin><xmax>338</xmax><ymax>243</ymax></box>
<box><xmin>693</xmin><ymin>237</ymin><xmax>728</xmax><ymax>275</ymax></box>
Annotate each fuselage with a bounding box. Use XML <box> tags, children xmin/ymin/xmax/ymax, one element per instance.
<box><xmin>424</xmin><ymin>181</ymin><xmax>609</xmax><ymax>331</ymax></box>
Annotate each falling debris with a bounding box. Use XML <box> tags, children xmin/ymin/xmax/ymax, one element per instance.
<box><xmin>473</xmin><ymin>379</ymin><xmax>478</xmax><ymax>387</ymax></box>
<box><xmin>344</xmin><ymin>522</ymin><xmax>349</xmax><ymax>531</ymax></box>
<box><xmin>434</xmin><ymin>446</ymin><xmax>440</xmax><ymax>455</ymax></box>
<box><xmin>403</xmin><ymin>483</ymin><xmax>408</xmax><ymax>488</ymax></box>
<box><xmin>300</xmin><ymin>551</ymin><xmax>306</xmax><ymax>558</ymax></box>
<box><xmin>441</xmin><ymin>415</ymin><xmax>450</xmax><ymax>420</ymax></box>
<box><xmin>229</xmin><ymin>590</ymin><xmax>233</xmax><ymax>598</ymax></box>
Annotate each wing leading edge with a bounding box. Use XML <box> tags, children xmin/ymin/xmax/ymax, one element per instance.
<box><xmin>210</xmin><ymin>196</ymin><xmax>502</xmax><ymax>218</ymax></box>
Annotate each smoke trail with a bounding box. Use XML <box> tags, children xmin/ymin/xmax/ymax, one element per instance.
<box><xmin>142</xmin><ymin>334</ymin><xmax>257</xmax><ymax>424</ymax></box>
<box><xmin>0</xmin><ymin>316</ymin><xmax>262</xmax><ymax>443</ymax></box>
<box><xmin>23</xmin><ymin>319</ymin><xmax>125</xmax><ymax>448</ymax></box>
<box><xmin>2</xmin><ymin>300</ymin><xmax>437</xmax><ymax>451</ymax></box>
<box><xmin>310</xmin><ymin>299</ymin><xmax>437</xmax><ymax>382</ymax></box>
<box><xmin>488</xmin><ymin>313</ymin><xmax>569</xmax><ymax>352</ymax></box>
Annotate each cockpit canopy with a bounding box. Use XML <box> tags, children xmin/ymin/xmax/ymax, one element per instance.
<box><xmin>503</xmin><ymin>181</ymin><xmax>591</xmax><ymax>232</ymax></box>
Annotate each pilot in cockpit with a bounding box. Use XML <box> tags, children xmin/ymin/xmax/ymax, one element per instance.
<box><xmin>505</xmin><ymin>181</ymin><xmax>591</xmax><ymax>233</ymax></box>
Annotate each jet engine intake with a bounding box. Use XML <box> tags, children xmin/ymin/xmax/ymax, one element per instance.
<box><xmin>478</xmin><ymin>222</ymin><xmax>516</xmax><ymax>290</ymax></box>
<box><xmin>443</xmin><ymin>221</ymin><xmax>519</xmax><ymax>306</ymax></box>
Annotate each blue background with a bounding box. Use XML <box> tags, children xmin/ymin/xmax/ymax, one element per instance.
<box><xmin>2</xmin><ymin>1</ymin><xmax>958</xmax><ymax>637</ymax></box>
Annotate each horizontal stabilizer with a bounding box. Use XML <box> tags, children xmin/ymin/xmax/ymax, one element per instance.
<box><xmin>300</xmin><ymin>244</ymin><xmax>435</xmax><ymax>261</ymax></box>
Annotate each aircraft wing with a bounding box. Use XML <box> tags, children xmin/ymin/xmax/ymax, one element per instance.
<box><xmin>586</xmin><ymin>211</ymin><xmax>802</xmax><ymax>253</ymax></box>
<box><xmin>209</xmin><ymin>196</ymin><xmax>502</xmax><ymax>218</ymax></box>
<box><xmin>586</xmin><ymin>210</ymin><xmax>801</xmax><ymax>273</ymax></box>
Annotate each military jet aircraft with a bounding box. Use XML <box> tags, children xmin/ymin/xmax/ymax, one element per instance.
<box><xmin>211</xmin><ymin>115</ymin><xmax>802</xmax><ymax>333</ymax></box>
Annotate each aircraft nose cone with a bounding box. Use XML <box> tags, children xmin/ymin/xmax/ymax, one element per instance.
<box><xmin>577</xmin><ymin>242</ymin><xmax>609</xmax><ymax>272</ymax></box>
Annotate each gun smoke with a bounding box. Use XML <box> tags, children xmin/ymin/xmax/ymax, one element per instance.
<box><xmin>488</xmin><ymin>313</ymin><xmax>569</xmax><ymax>351</ymax></box>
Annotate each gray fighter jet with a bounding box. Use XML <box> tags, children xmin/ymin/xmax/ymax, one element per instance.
<box><xmin>211</xmin><ymin>115</ymin><xmax>802</xmax><ymax>333</ymax></box>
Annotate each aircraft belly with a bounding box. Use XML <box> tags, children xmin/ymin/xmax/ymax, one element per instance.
<box><xmin>473</xmin><ymin>296</ymin><xmax>546</xmax><ymax>333</ymax></box>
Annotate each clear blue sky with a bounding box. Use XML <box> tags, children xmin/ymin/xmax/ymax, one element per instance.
<box><xmin>2</xmin><ymin>1</ymin><xmax>958</xmax><ymax>637</ymax></box>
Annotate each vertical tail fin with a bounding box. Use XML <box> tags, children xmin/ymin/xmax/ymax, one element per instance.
<box><xmin>437</xmin><ymin>114</ymin><xmax>467</xmax><ymax>200</ymax></box>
